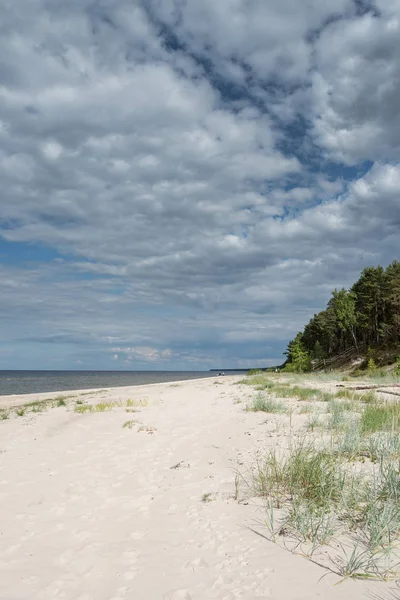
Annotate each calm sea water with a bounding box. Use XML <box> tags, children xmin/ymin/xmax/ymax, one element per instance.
<box><xmin>0</xmin><ymin>370</ymin><xmax>218</xmax><ymax>396</ymax></box>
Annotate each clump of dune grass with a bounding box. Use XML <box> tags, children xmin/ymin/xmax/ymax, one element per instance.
<box><xmin>360</xmin><ymin>390</ymin><xmax>378</xmax><ymax>404</ymax></box>
<box><xmin>74</xmin><ymin>404</ymin><xmax>93</xmax><ymax>414</ymax></box>
<box><xmin>246</xmin><ymin>426</ymin><xmax>400</xmax><ymax>579</ymax></box>
<box><xmin>247</xmin><ymin>394</ymin><xmax>287</xmax><ymax>414</ymax></box>
<box><xmin>328</xmin><ymin>401</ymin><xmax>350</xmax><ymax>431</ymax></box>
<box><xmin>11</xmin><ymin>395</ymin><xmax>74</xmax><ymax>416</ymax></box>
<box><xmin>286</xmin><ymin>497</ymin><xmax>335</xmax><ymax>545</ymax></box>
<box><xmin>74</xmin><ymin>398</ymin><xmax>148</xmax><ymax>414</ymax></box>
<box><xmin>361</xmin><ymin>402</ymin><xmax>400</xmax><ymax>434</ymax></box>
<box><xmin>272</xmin><ymin>385</ymin><xmax>334</xmax><ymax>403</ymax></box>
<box><xmin>336</xmin><ymin>424</ymin><xmax>364</xmax><ymax>459</ymax></box>
<box><xmin>0</xmin><ymin>410</ymin><xmax>9</xmax><ymax>420</ymax></box>
<box><xmin>201</xmin><ymin>493</ymin><xmax>213</xmax><ymax>503</ymax></box>
<box><xmin>92</xmin><ymin>401</ymin><xmax>116</xmax><ymax>412</ymax></box>
<box><xmin>126</xmin><ymin>398</ymin><xmax>148</xmax><ymax>408</ymax></box>
<box><xmin>123</xmin><ymin>420</ymin><xmax>138</xmax><ymax>429</ymax></box>
<box><xmin>252</xmin><ymin>442</ymin><xmax>344</xmax><ymax>509</ymax></box>
<box><xmin>237</xmin><ymin>373</ymin><xmax>276</xmax><ymax>390</ymax></box>
<box><xmin>299</xmin><ymin>403</ymin><xmax>315</xmax><ymax>414</ymax></box>
<box><xmin>15</xmin><ymin>408</ymin><xmax>26</xmax><ymax>417</ymax></box>
<box><xmin>368</xmin><ymin>433</ymin><xmax>400</xmax><ymax>463</ymax></box>
<box><xmin>306</xmin><ymin>414</ymin><xmax>325</xmax><ymax>432</ymax></box>
<box><xmin>335</xmin><ymin>389</ymin><xmax>355</xmax><ymax>400</ymax></box>
<box><xmin>74</xmin><ymin>400</ymin><xmax>116</xmax><ymax>413</ymax></box>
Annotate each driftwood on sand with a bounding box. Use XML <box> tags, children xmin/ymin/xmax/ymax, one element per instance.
<box><xmin>336</xmin><ymin>383</ymin><xmax>400</xmax><ymax>390</ymax></box>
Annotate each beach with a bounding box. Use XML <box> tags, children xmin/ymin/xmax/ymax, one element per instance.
<box><xmin>0</xmin><ymin>375</ymin><xmax>389</xmax><ymax>599</ymax></box>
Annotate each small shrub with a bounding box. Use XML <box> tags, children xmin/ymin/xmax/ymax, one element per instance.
<box><xmin>57</xmin><ymin>398</ymin><xmax>66</xmax><ymax>407</ymax></box>
<box><xmin>395</xmin><ymin>357</ymin><xmax>400</xmax><ymax>376</ymax></box>
<box><xmin>368</xmin><ymin>358</ymin><xmax>377</xmax><ymax>374</ymax></box>
<box><xmin>351</xmin><ymin>369</ymin><xmax>364</xmax><ymax>378</ymax></box>
<box><xmin>16</xmin><ymin>408</ymin><xmax>25</xmax><ymax>417</ymax></box>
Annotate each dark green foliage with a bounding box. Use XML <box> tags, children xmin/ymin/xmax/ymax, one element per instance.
<box><xmin>284</xmin><ymin>261</ymin><xmax>400</xmax><ymax>370</ymax></box>
<box><xmin>283</xmin><ymin>333</ymin><xmax>311</xmax><ymax>372</ymax></box>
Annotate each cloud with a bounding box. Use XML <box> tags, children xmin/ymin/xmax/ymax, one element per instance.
<box><xmin>312</xmin><ymin>8</ymin><xmax>400</xmax><ymax>163</ymax></box>
<box><xmin>113</xmin><ymin>347</ymin><xmax>173</xmax><ymax>362</ymax></box>
<box><xmin>0</xmin><ymin>0</ymin><xmax>398</xmax><ymax>369</ymax></box>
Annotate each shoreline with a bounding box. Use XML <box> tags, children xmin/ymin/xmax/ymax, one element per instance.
<box><xmin>0</xmin><ymin>375</ymin><xmax>232</xmax><ymax>409</ymax></box>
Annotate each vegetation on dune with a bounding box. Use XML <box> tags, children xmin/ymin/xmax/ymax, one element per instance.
<box><xmin>283</xmin><ymin>261</ymin><xmax>400</xmax><ymax>373</ymax></box>
<box><xmin>236</xmin><ymin>370</ymin><xmax>400</xmax><ymax>580</ymax></box>
<box><xmin>247</xmin><ymin>393</ymin><xmax>287</xmax><ymax>413</ymax></box>
<box><xmin>0</xmin><ymin>395</ymin><xmax>149</xmax><ymax>421</ymax></box>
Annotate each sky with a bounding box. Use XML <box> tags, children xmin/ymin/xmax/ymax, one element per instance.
<box><xmin>0</xmin><ymin>0</ymin><xmax>399</xmax><ymax>371</ymax></box>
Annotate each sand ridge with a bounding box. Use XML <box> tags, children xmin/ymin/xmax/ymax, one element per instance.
<box><xmin>0</xmin><ymin>376</ymin><xmax>388</xmax><ymax>599</ymax></box>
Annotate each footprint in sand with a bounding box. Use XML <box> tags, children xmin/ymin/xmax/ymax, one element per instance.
<box><xmin>163</xmin><ymin>591</ymin><xmax>192</xmax><ymax>600</ymax></box>
<box><xmin>185</xmin><ymin>556</ymin><xmax>209</xmax><ymax>571</ymax></box>
<box><xmin>122</xmin><ymin>569</ymin><xmax>137</xmax><ymax>581</ymax></box>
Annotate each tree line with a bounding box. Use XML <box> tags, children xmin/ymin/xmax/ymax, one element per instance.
<box><xmin>284</xmin><ymin>261</ymin><xmax>400</xmax><ymax>372</ymax></box>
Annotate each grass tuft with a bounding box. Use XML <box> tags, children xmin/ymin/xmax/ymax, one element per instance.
<box><xmin>247</xmin><ymin>394</ymin><xmax>287</xmax><ymax>413</ymax></box>
<box><xmin>123</xmin><ymin>420</ymin><xmax>138</xmax><ymax>429</ymax></box>
<box><xmin>74</xmin><ymin>404</ymin><xmax>92</xmax><ymax>413</ymax></box>
<box><xmin>361</xmin><ymin>402</ymin><xmax>400</xmax><ymax>434</ymax></box>
<box><xmin>201</xmin><ymin>493</ymin><xmax>213</xmax><ymax>503</ymax></box>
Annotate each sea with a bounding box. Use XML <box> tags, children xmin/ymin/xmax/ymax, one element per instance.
<box><xmin>0</xmin><ymin>370</ymin><xmax>220</xmax><ymax>396</ymax></box>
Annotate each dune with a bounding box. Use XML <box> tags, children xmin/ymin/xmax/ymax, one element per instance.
<box><xmin>0</xmin><ymin>376</ymin><xmax>388</xmax><ymax>599</ymax></box>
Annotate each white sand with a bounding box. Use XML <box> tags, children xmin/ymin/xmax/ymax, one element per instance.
<box><xmin>0</xmin><ymin>376</ymin><xmax>387</xmax><ymax>599</ymax></box>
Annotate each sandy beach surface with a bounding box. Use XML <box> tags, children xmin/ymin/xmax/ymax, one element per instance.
<box><xmin>0</xmin><ymin>376</ymin><xmax>390</xmax><ymax>599</ymax></box>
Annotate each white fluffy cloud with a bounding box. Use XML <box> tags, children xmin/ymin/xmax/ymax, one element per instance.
<box><xmin>0</xmin><ymin>0</ymin><xmax>399</xmax><ymax>369</ymax></box>
<box><xmin>312</xmin><ymin>9</ymin><xmax>400</xmax><ymax>163</ymax></box>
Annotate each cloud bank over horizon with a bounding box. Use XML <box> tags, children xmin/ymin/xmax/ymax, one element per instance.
<box><xmin>1</xmin><ymin>0</ymin><xmax>399</xmax><ymax>370</ymax></box>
